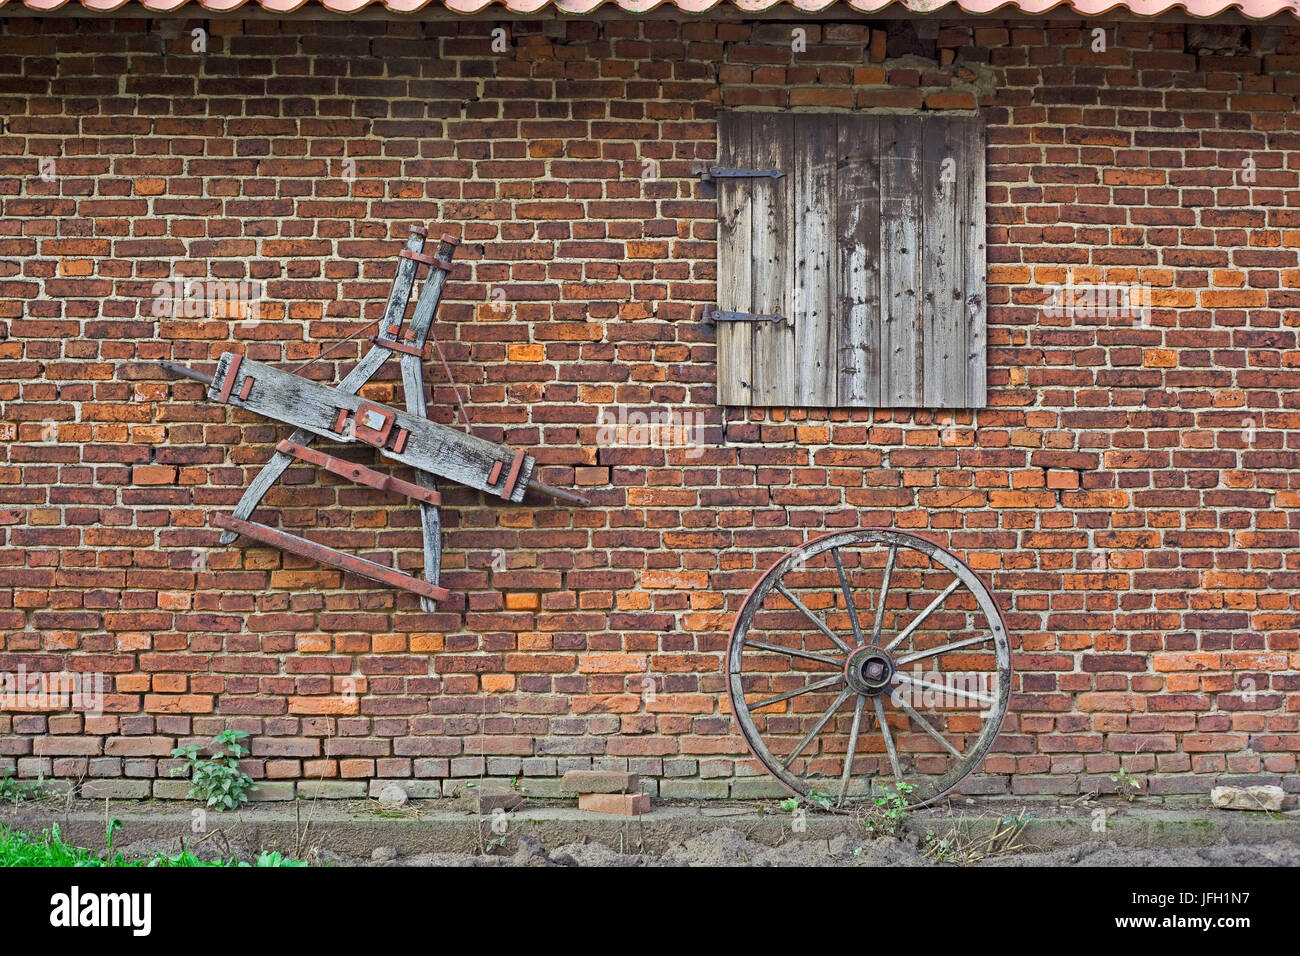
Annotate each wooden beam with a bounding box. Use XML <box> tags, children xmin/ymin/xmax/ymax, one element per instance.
<box><xmin>207</xmin><ymin>352</ymin><xmax>536</xmax><ymax>502</ymax></box>
<box><xmin>218</xmin><ymin>226</ymin><xmax>429</xmax><ymax>545</ymax></box>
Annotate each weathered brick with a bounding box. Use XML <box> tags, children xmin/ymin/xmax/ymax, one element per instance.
<box><xmin>578</xmin><ymin>792</ymin><xmax>651</xmax><ymax>816</ymax></box>
<box><xmin>560</xmin><ymin>770</ymin><xmax>638</xmax><ymax>794</ymax></box>
<box><xmin>461</xmin><ymin>786</ymin><xmax>525</xmax><ymax>813</ymax></box>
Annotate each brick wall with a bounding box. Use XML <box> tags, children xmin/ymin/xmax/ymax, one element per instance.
<box><xmin>1</xmin><ymin>14</ymin><xmax>1297</xmax><ymax>803</ymax></box>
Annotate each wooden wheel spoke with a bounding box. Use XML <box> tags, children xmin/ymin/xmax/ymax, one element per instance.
<box><xmin>869</xmin><ymin>544</ymin><xmax>896</xmax><ymax>645</ymax></box>
<box><xmin>831</xmin><ymin>547</ymin><xmax>864</xmax><ymax>647</ymax></box>
<box><xmin>744</xmin><ymin>639</ymin><xmax>843</xmax><ymax>667</ymax></box>
<box><xmin>896</xmin><ymin>699</ymin><xmax>964</xmax><ymax>760</ymax></box>
<box><xmin>836</xmin><ymin>696</ymin><xmax>866</xmax><ymax>806</ymax></box>
<box><xmin>749</xmin><ymin>674</ymin><xmax>844</xmax><ymax>711</ymax></box>
<box><xmin>894</xmin><ymin>671</ymin><xmax>997</xmax><ymax>707</ymax></box>
<box><xmin>884</xmin><ymin>578</ymin><xmax>962</xmax><ymax>652</ymax></box>
<box><xmin>873</xmin><ymin>695</ymin><xmax>904</xmax><ymax>784</ymax></box>
<box><xmin>775</xmin><ymin>582</ymin><xmax>853</xmax><ymax>654</ymax></box>
<box><xmin>894</xmin><ymin>633</ymin><xmax>993</xmax><ymax>667</ymax></box>
<box><xmin>729</xmin><ymin>528</ymin><xmax>1011</xmax><ymax>811</ymax></box>
<box><xmin>783</xmin><ymin>688</ymin><xmax>853</xmax><ymax>770</ymax></box>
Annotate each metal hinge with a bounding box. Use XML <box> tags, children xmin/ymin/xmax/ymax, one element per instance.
<box><xmin>703</xmin><ymin>308</ymin><xmax>788</xmax><ymax>326</ymax></box>
<box><xmin>694</xmin><ymin>165</ymin><xmax>785</xmax><ymax>182</ymax></box>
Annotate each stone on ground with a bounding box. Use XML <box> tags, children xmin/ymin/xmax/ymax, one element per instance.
<box><xmin>1210</xmin><ymin>785</ymin><xmax>1284</xmax><ymax>812</ymax></box>
<box><xmin>461</xmin><ymin>786</ymin><xmax>524</xmax><ymax>814</ymax></box>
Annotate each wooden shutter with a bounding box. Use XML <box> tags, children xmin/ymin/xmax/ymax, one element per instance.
<box><xmin>715</xmin><ymin>112</ymin><xmax>987</xmax><ymax>409</ymax></box>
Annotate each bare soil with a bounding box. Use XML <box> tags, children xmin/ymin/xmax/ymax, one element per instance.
<box><xmin>333</xmin><ymin>829</ymin><xmax>1300</xmax><ymax>867</ymax></box>
<box><xmin>110</xmin><ymin>826</ymin><xmax>1300</xmax><ymax>868</ymax></box>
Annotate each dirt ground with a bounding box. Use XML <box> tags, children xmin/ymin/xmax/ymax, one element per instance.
<box><xmin>110</xmin><ymin>826</ymin><xmax>1300</xmax><ymax>868</ymax></box>
<box><xmin>15</xmin><ymin>790</ymin><xmax>1297</xmax><ymax>867</ymax></box>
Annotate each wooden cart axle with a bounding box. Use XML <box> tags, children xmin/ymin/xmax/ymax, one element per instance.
<box><xmin>160</xmin><ymin>227</ymin><xmax>589</xmax><ymax>609</ymax></box>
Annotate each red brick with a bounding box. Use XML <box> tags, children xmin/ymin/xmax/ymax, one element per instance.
<box><xmin>578</xmin><ymin>792</ymin><xmax>651</xmax><ymax>816</ymax></box>
<box><xmin>561</xmin><ymin>770</ymin><xmax>638</xmax><ymax>794</ymax></box>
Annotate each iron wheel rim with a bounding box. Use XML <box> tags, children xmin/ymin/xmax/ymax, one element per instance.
<box><xmin>727</xmin><ymin>529</ymin><xmax>1012</xmax><ymax>811</ymax></box>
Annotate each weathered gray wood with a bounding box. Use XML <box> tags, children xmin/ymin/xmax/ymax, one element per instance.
<box><xmin>961</xmin><ymin>117</ymin><xmax>988</xmax><ymax>409</ymax></box>
<box><xmin>748</xmin><ymin>112</ymin><xmax>796</xmax><ymax>406</ymax></box>
<box><xmin>402</xmin><ymin>348</ymin><xmax>444</xmax><ymax>613</ymax></box>
<box><xmin>922</xmin><ymin>117</ymin><xmax>963</xmax><ymax>408</ymax></box>
<box><xmin>397</xmin><ymin>240</ymin><xmax>456</xmax><ymax>611</ymax></box>
<box><xmin>714</xmin><ymin>112</ymin><xmax>985</xmax><ymax>410</ymax></box>
<box><xmin>208</xmin><ymin>353</ymin><xmax>535</xmax><ymax>502</ymax></box>
<box><xmin>836</xmin><ymin>113</ymin><xmax>881</xmax><ymax>407</ymax></box>
<box><xmin>218</xmin><ymin>228</ymin><xmax>428</xmax><ymax>543</ymax></box>
<box><xmin>879</xmin><ymin>114</ymin><xmax>924</xmax><ymax>407</ymax></box>
<box><xmin>716</xmin><ymin>112</ymin><xmax>754</xmax><ymax>406</ymax></box>
<box><xmin>793</xmin><ymin>113</ymin><xmax>837</xmax><ymax>407</ymax></box>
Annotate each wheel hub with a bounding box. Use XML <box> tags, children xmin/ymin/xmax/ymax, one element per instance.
<box><xmin>844</xmin><ymin>645</ymin><xmax>895</xmax><ymax>695</ymax></box>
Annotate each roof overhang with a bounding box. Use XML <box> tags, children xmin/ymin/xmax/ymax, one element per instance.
<box><xmin>1</xmin><ymin>0</ymin><xmax>1297</xmax><ymax>22</ymax></box>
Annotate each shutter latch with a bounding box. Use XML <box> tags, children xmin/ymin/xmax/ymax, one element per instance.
<box><xmin>703</xmin><ymin>308</ymin><xmax>788</xmax><ymax>326</ymax></box>
<box><xmin>694</xmin><ymin>165</ymin><xmax>785</xmax><ymax>181</ymax></box>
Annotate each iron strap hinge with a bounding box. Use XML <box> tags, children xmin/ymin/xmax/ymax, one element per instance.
<box><xmin>697</xmin><ymin>166</ymin><xmax>785</xmax><ymax>181</ymax></box>
<box><xmin>704</xmin><ymin>309</ymin><xmax>787</xmax><ymax>325</ymax></box>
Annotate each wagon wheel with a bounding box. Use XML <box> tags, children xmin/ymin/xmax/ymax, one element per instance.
<box><xmin>727</xmin><ymin>529</ymin><xmax>1011</xmax><ymax>809</ymax></box>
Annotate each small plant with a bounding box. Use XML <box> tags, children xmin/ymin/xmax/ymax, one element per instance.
<box><xmin>171</xmin><ymin>730</ymin><xmax>256</xmax><ymax>811</ymax></box>
<box><xmin>805</xmin><ymin>788</ymin><xmax>834</xmax><ymax>811</ymax></box>
<box><xmin>103</xmin><ymin>818</ymin><xmax>126</xmax><ymax>865</ymax></box>
<box><xmin>922</xmin><ymin>813</ymin><xmax>1034</xmax><ymax>865</ymax></box>
<box><xmin>923</xmin><ymin>829</ymin><xmax>958</xmax><ymax>863</ymax></box>
<box><xmin>779</xmin><ymin>788</ymin><xmax>833</xmax><ymax>815</ymax></box>
<box><xmin>0</xmin><ymin>772</ymin><xmax>41</xmax><ymax>803</ymax></box>
<box><xmin>1110</xmin><ymin>771</ymin><xmax>1142</xmax><ymax>802</ymax></box>
<box><xmin>863</xmin><ymin>782</ymin><xmax>914</xmax><ymax>838</ymax></box>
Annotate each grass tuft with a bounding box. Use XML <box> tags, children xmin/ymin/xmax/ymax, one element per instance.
<box><xmin>0</xmin><ymin>823</ymin><xmax>306</xmax><ymax>868</ymax></box>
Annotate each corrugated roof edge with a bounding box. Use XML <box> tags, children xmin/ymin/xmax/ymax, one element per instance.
<box><xmin>3</xmin><ymin>0</ymin><xmax>1300</xmax><ymax>19</ymax></box>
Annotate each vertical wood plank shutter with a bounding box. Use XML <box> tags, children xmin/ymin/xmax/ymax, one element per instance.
<box><xmin>715</xmin><ymin>112</ymin><xmax>987</xmax><ymax>409</ymax></box>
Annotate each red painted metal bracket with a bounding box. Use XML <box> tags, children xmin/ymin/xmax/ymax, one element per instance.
<box><xmin>373</xmin><ymin>336</ymin><xmax>431</xmax><ymax>361</ymax></box>
<box><xmin>277</xmin><ymin>439</ymin><xmax>441</xmax><ymax>507</ymax></box>
<box><xmin>501</xmin><ymin>449</ymin><xmax>526</xmax><ymax>500</ymax></box>
<box><xmin>216</xmin><ymin>352</ymin><xmax>243</xmax><ymax>404</ymax></box>
<box><xmin>399</xmin><ymin>246</ymin><xmax>452</xmax><ymax>273</ymax></box>
<box><xmin>214</xmin><ymin>513</ymin><xmax>451</xmax><ymax>602</ymax></box>
<box><xmin>353</xmin><ymin>400</ymin><xmax>396</xmax><ymax>448</ymax></box>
